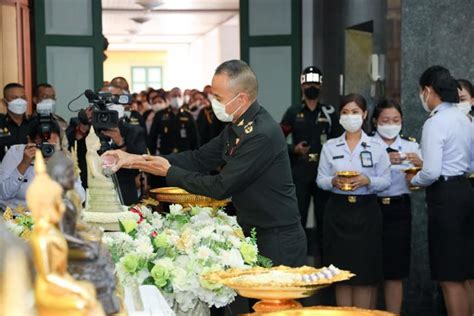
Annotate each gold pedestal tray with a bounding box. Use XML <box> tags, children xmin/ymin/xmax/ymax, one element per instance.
<box><xmin>247</xmin><ymin>306</ymin><xmax>396</xmax><ymax>315</ymax></box>
<box><xmin>204</xmin><ymin>266</ymin><xmax>354</xmax><ymax>313</ymax></box>
<box><xmin>404</xmin><ymin>167</ymin><xmax>422</xmax><ymax>190</ymax></box>
<box><xmin>150</xmin><ymin>187</ymin><xmax>229</xmax><ymax>208</ymax></box>
<box><xmin>336</xmin><ymin>171</ymin><xmax>361</xmax><ymax>191</ymax></box>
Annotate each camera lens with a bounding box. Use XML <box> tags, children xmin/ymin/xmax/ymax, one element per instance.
<box><xmin>42</xmin><ymin>144</ymin><xmax>55</xmax><ymax>158</ymax></box>
<box><xmin>99</xmin><ymin>113</ymin><xmax>110</xmax><ymax>123</ymax></box>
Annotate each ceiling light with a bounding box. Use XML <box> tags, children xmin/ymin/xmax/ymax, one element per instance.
<box><xmin>136</xmin><ymin>1</ymin><xmax>165</xmax><ymax>10</ymax></box>
<box><xmin>130</xmin><ymin>16</ymin><xmax>151</xmax><ymax>24</ymax></box>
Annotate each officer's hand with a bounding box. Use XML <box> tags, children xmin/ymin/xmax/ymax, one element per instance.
<box><xmin>347</xmin><ymin>175</ymin><xmax>370</xmax><ymax>190</ymax></box>
<box><xmin>294</xmin><ymin>141</ymin><xmax>310</xmax><ymax>156</ymax></box>
<box><xmin>406</xmin><ymin>152</ymin><xmax>423</xmax><ymax>168</ymax></box>
<box><xmin>388</xmin><ymin>152</ymin><xmax>402</xmax><ymax>164</ymax></box>
<box><xmin>332</xmin><ymin>176</ymin><xmax>350</xmax><ymax>190</ymax></box>
<box><xmin>405</xmin><ymin>172</ymin><xmax>417</xmax><ymax>187</ymax></box>
<box><xmin>132</xmin><ymin>155</ymin><xmax>171</xmax><ymax>177</ymax></box>
<box><xmin>101</xmin><ymin>150</ymin><xmax>144</xmax><ymax>172</ymax></box>
<box><xmin>101</xmin><ymin>128</ymin><xmax>124</xmax><ymax>147</ymax></box>
<box><xmin>21</xmin><ymin>143</ymin><xmax>37</xmax><ymax>165</ymax></box>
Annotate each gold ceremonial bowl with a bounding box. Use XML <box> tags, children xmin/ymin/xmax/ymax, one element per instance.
<box><xmin>204</xmin><ymin>266</ymin><xmax>354</xmax><ymax>313</ymax></box>
<box><xmin>248</xmin><ymin>306</ymin><xmax>396</xmax><ymax>316</ymax></box>
<box><xmin>403</xmin><ymin>167</ymin><xmax>422</xmax><ymax>190</ymax></box>
<box><xmin>150</xmin><ymin>187</ymin><xmax>229</xmax><ymax>208</ymax></box>
<box><xmin>335</xmin><ymin>171</ymin><xmax>360</xmax><ymax>191</ymax></box>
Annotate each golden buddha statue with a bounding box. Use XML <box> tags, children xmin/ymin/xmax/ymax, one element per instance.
<box><xmin>27</xmin><ymin>150</ymin><xmax>105</xmax><ymax>316</ymax></box>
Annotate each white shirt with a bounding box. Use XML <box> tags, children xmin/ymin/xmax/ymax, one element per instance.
<box><xmin>0</xmin><ymin>144</ymin><xmax>86</xmax><ymax>211</ymax></box>
<box><xmin>374</xmin><ymin>133</ymin><xmax>422</xmax><ymax>197</ymax></box>
<box><xmin>412</xmin><ymin>103</ymin><xmax>471</xmax><ymax>187</ymax></box>
<box><xmin>317</xmin><ymin>131</ymin><xmax>391</xmax><ymax>195</ymax></box>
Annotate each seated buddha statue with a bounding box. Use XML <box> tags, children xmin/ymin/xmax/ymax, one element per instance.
<box><xmin>27</xmin><ymin>150</ymin><xmax>104</xmax><ymax>316</ymax></box>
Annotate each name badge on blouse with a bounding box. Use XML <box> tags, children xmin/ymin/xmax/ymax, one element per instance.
<box><xmin>360</xmin><ymin>151</ymin><xmax>373</xmax><ymax>168</ymax></box>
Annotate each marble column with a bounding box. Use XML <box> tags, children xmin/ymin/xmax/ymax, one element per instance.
<box><xmin>401</xmin><ymin>1</ymin><xmax>474</xmax><ymax>315</ymax></box>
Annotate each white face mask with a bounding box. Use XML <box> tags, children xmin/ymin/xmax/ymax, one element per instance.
<box><xmin>7</xmin><ymin>98</ymin><xmax>27</xmax><ymax>115</ymax></box>
<box><xmin>108</xmin><ymin>104</ymin><xmax>124</xmax><ymax>119</ymax></box>
<box><xmin>184</xmin><ymin>95</ymin><xmax>191</xmax><ymax>104</ymax></box>
<box><xmin>457</xmin><ymin>101</ymin><xmax>472</xmax><ymax>115</ymax></box>
<box><xmin>211</xmin><ymin>94</ymin><xmax>241</xmax><ymax>122</ymax></box>
<box><xmin>377</xmin><ymin>124</ymin><xmax>401</xmax><ymax>140</ymax></box>
<box><xmin>37</xmin><ymin>99</ymin><xmax>56</xmax><ymax>115</ymax></box>
<box><xmin>419</xmin><ymin>89</ymin><xmax>431</xmax><ymax>112</ymax></box>
<box><xmin>339</xmin><ymin>114</ymin><xmax>363</xmax><ymax>133</ymax></box>
<box><xmin>152</xmin><ymin>102</ymin><xmax>167</xmax><ymax>112</ymax></box>
<box><xmin>170</xmin><ymin>97</ymin><xmax>183</xmax><ymax>109</ymax></box>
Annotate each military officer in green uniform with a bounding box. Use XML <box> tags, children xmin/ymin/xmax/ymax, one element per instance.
<box><xmin>280</xmin><ymin>66</ymin><xmax>342</xmax><ymax>258</ymax></box>
<box><xmin>103</xmin><ymin>60</ymin><xmax>307</xmax><ymax>267</ymax></box>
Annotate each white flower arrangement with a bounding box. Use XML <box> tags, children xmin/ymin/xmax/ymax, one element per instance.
<box><xmin>104</xmin><ymin>204</ymin><xmax>269</xmax><ymax>312</ymax></box>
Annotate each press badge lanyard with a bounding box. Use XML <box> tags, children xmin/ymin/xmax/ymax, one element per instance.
<box><xmin>360</xmin><ymin>142</ymin><xmax>373</xmax><ymax>168</ymax></box>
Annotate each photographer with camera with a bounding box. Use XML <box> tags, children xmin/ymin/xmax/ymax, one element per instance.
<box><xmin>0</xmin><ymin>117</ymin><xmax>85</xmax><ymax>212</ymax></box>
<box><xmin>67</xmin><ymin>85</ymin><xmax>146</xmax><ymax>205</ymax></box>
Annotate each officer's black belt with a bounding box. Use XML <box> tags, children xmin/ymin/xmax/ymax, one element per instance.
<box><xmin>436</xmin><ymin>174</ymin><xmax>468</xmax><ymax>183</ymax></box>
<box><xmin>378</xmin><ymin>194</ymin><xmax>409</xmax><ymax>205</ymax></box>
<box><xmin>331</xmin><ymin>193</ymin><xmax>376</xmax><ymax>204</ymax></box>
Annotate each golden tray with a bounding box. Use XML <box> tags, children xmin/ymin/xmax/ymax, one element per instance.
<box><xmin>248</xmin><ymin>306</ymin><xmax>396</xmax><ymax>316</ymax></box>
<box><xmin>336</xmin><ymin>171</ymin><xmax>360</xmax><ymax>178</ymax></box>
<box><xmin>204</xmin><ymin>266</ymin><xmax>354</xmax><ymax>313</ymax></box>
<box><xmin>150</xmin><ymin>187</ymin><xmax>229</xmax><ymax>208</ymax></box>
<box><xmin>403</xmin><ymin>166</ymin><xmax>422</xmax><ymax>174</ymax></box>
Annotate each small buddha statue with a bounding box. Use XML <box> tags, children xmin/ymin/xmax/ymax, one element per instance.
<box><xmin>46</xmin><ymin>151</ymin><xmax>121</xmax><ymax>315</ymax></box>
<box><xmin>27</xmin><ymin>150</ymin><xmax>105</xmax><ymax>316</ymax></box>
<box><xmin>82</xmin><ymin>128</ymin><xmax>136</xmax><ymax>231</ymax></box>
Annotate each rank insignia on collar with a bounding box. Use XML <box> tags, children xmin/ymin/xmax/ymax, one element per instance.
<box><xmin>235</xmin><ymin>138</ymin><xmax>240</xmax><ymax>145</ymax></box>
<box><xmin>297</xmin><ymin>113</ymin><xmax>304</xmax><ymax>118</ymax></box>
<box><xmin>318</xmin><ymin>118</ymin><xmax>329</xmax><ymax>122</ymax></box>
<box><xmin>244</xmin><ymin>122</ymin><xmax>253</xmax><ymax>134</ymax></box>
<box><xmin>237</xmin><ymin>120</ymin><xmax>245</xmax><ymax>126</ymax></box>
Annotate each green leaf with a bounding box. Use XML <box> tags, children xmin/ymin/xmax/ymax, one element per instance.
<box><xmin>256</xmin><ymin>254</ymin><xmax>273</xmax><ymax>268</ymax></box>
<box><xmin>147</xmin><ymin>261</ymin><xmax>155</xmax><ymax>272</ymax></box>
<box><xmin>142</xmin><ymin>276</ymin><xmax>155</xmax><ymax>285</ymax></box>
<box><xmin>162</xmin><ymin>280</ymin><xmax>174</xmax><ymax>294</ymax></box>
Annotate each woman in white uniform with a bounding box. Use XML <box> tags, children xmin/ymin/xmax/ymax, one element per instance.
<box><xmin>317</xmin><ymin>93</ymin><xmax>390</xmax><ymax>308</ymax></box>
<box><xmin>407</xmin><ymin>66</ymin><xmax>473</xmax><ymax>316</ymax></box>
<box><xmin>371</xmin><ymin>99</ymin><xmax>422</xmax><ymax>314</ymax></box>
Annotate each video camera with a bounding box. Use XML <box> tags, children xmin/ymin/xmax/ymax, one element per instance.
<box><xmin>36</xmin><ymin>110</ymin><xmax>56</xmax><ymax>158</ymax></box>
<box><xmin>81</xmin><ymin>89</ymin><xmax>132</xmax><ymax>130</ymax></box>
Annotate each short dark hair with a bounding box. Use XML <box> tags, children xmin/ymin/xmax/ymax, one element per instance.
<box><xmin>458</xmin><ymin>79</ymin><xmax>474</xmax><ymax>98</ymax></box>
<box><xmin>340</xmin><ymin>93</ymin><xmax>367</xmax><ymax>112</ymax></box>
<box><xmin>215</xmin><ymin>60</ymin><xmax>258</xmax><ymax>100</ymax></box>
<box><xmin>3</xmin><ymin>83</ymin><xmax>24</xmax><ymax>97</ymax></box>
<box><xmin>33</xmin><ymin>83</ymin><xmax>53</xmax><ymax>97</ymax></box>
<box><xmin>28</xmin><ymin>117</ymin><xmax>61</xmax><ymax>140</ymax></box>
<box><xmin>419</xmin><ymin>65</ymin><xmax>459</xmax><ymax>103</ymax></box>
<box><xmin>371</xmin><ymin>98</ymin><xmax>403</xmax><ymax>130</ymax></box>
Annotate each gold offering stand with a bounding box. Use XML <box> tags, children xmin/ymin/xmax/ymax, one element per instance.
<box><xmin>336</xmin><ymin>171</ymin><xmax>361</xmax><ymax>191</ymax></box>
<box><xmin>150</xmin><ymin>187</ymin><xmax>230</xmax><ymax>210</ymax></box>
<box><xmin>404</xmin><ymin>167</ymin><xmax>422</xmax><ymax>190</ymax></box>
<box><xmin>204</xmin><ymin>266</ymin><xmax>354</xmax><ymax>313</ymax></box>
<box><xmin>248</xmin><ymin>306</ymin><xmax>396</xmax><ymax>316</ymax></box>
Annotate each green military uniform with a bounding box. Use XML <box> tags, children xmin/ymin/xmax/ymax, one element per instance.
<box><xmin>165</xmin><ymin>101</ymin><xmax>307</xmax><ymax>267</ymax></box>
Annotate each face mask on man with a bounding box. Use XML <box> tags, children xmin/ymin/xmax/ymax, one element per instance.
<box><xmin>377</xmin><ymin>124</ymin><xmax>401</xmax><ymax>140</ymax></box>
<box><xmin>211</xmin><ymin>94</ymin><xmax>242</xmax><ymax>122</ymax></box>
<box><xmin>303</xmin><ymin>86</ymin><xmax>320</xmax><ymax>100</ymax></box>
<box><xmin>184</xmin><ymin>95</ymin><xmax>191</xmax><ymax>104</ymax></box>
<box><xmin>419</xmin><ymin>88</ymin><xmax>431</xmax><ymax>112</ymax></box>
<box><xmin>7</xmin><ymin>98</ymin><xmax>27</xmax><ymax>115</ymax></box>
<box><xmin>457</xmin><ymin>102</ymin><xmax>472</xmax><ymax>115</ymax></box>
<box><xmin>152</xmin><ymin>102</ymin><xmax>167</xmax><ymax>112</ymax></box>
<box><xmin>339</xmin><ymin>114</ymin><xmax>363</xmax><ymax>133</ymax></box>
<box><xmin>37</xmin><ymin>99</ymin><xmax>56</xmax><ymax>115</ymax></box>
<box><xmin>170</xmin><ymin>97</ymin><xmax>183</xmax><ymax>110</ymax></box>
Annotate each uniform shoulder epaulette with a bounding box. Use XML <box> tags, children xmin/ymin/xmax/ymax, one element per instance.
<box><xmin>400</xmin><ymin>135</ymin><xmax>417</xmax><ymax>142</ymax></box>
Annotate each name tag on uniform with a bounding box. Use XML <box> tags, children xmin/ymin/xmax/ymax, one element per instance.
<box><xmin>180</xmin><ymin>126</ymin><xmax>187</xmax><ymax>138</ymax></box>
<box><xmin>333</xmin><ymin>155</ymin><xmax>344</xmax><ymax>160</ymax></box>
<box><xmin>360</xmin><ymin>151</ymin><xmax>373</xmax><ymax>168</ymax></box>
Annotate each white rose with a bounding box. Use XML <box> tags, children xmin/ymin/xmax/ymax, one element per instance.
<box><xmin>169</xmin><ymin>204</ymin><xmax>184</xmax><ymax>215</ymax></box>
<box><xmin>221</xmin><ymin>249</ymin><xmax>245</xmax><ymax>268</ymax></box>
